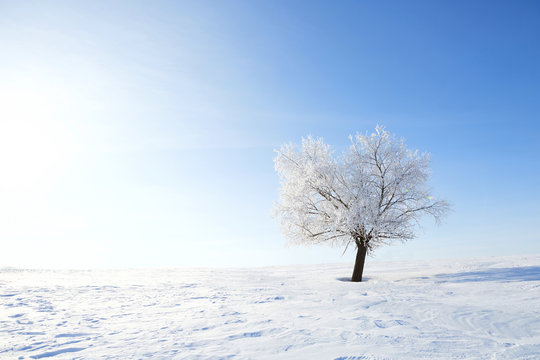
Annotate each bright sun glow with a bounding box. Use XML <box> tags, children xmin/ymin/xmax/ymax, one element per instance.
<box><xmin>0</xmin><ymin>77</ymin><xmax>79</xmax><ymax>190</ymax></box>
<box><xmin>0</xmin><ymin>75</ymin><xmax>84</xmax><ymax>266</ymax></box>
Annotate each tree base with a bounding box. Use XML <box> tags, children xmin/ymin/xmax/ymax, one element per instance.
<box><xmin>351</xmin><ymin>244</ymin><xmax>367</xmax><ymax>282</ymax></box>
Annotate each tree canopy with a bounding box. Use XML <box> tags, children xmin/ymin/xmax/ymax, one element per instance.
<box><xmin>274</xmin><ymin>126</ymin><xmax>449</xmax><ymax>281</ymax></box>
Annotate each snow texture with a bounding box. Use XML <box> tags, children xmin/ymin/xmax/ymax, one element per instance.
<box><xmin>1</xmin><ymin>255</ymin><xmax>539</xmax><ymax>359</ymax></box>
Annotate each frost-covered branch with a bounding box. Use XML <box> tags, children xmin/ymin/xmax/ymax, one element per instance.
<box><xmin>274</xmin><ymin>127</ymin><xmax>450</xmax><ymax>253</ymax></box>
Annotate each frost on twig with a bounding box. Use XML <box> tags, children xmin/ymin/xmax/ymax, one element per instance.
<box><xmin>274</xmin><ymin>126</ymin><xmax>450</xmax><ymax>254</ymax></box>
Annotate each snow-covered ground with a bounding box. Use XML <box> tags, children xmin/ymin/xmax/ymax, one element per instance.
<box><xmin>1</xmin><ymin>255</ymin><xmax>539</xmax><ymax>359</ymax></box>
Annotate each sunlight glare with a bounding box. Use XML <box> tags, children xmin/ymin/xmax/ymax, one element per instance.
<box><xmin>0</xmin><ymin>78</ymin><xmax>79</xmax><ymax>190</ymax></box>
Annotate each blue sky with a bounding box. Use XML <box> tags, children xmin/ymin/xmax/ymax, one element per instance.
<box><xmin>0</xmin><ymin>0</ymin><xmax>538</xmax><ymax>268</ymax></box>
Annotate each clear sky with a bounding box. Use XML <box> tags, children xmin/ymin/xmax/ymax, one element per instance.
<box><xmin>1</xmin><ymin>0</ymin><xmax>539</xmax><ymax>269</ymax></box>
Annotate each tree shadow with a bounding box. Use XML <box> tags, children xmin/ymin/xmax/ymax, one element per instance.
<box><xmin>336</xmin><ymin>277</ymin><xmax>372</xmax><ymax>282</ymax></box>
<box><xmin>433</xmin><ymin>266</ymin><xmax>540</xmax><ymax>283</ymax></box>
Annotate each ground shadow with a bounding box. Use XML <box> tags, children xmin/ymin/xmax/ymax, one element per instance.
<box><xmin>434</xmin><ymin>266</ymin><xmax>540</xmax><ymax>283</ymax></box>
<box><xmin>336</xmin><ymin>277</ymin><xmax>372</xmax><ymax>282</ymax></box>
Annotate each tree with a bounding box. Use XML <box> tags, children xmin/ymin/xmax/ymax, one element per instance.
<box><xmin>273</xmin><ymin>126</ymin><xmax>449</xmax><ymax>282</ymax></box>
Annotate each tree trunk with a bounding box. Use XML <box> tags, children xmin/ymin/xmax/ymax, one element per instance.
<box><xmin>351</xmin><ymin>243</ymin><xmax>367</xmax><ymax>282</ymax></box>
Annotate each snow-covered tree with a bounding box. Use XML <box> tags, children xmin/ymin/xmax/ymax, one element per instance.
<box><xmin>274</xmin><ymin>126</ymin><xmax>449</xmax><ymax>282</ymax></box>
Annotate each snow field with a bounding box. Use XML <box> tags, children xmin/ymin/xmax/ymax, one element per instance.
<box><xmin>1</xmin><ymin>255</ymin><xmax>539</xmax><ymax>359</ymax></box>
